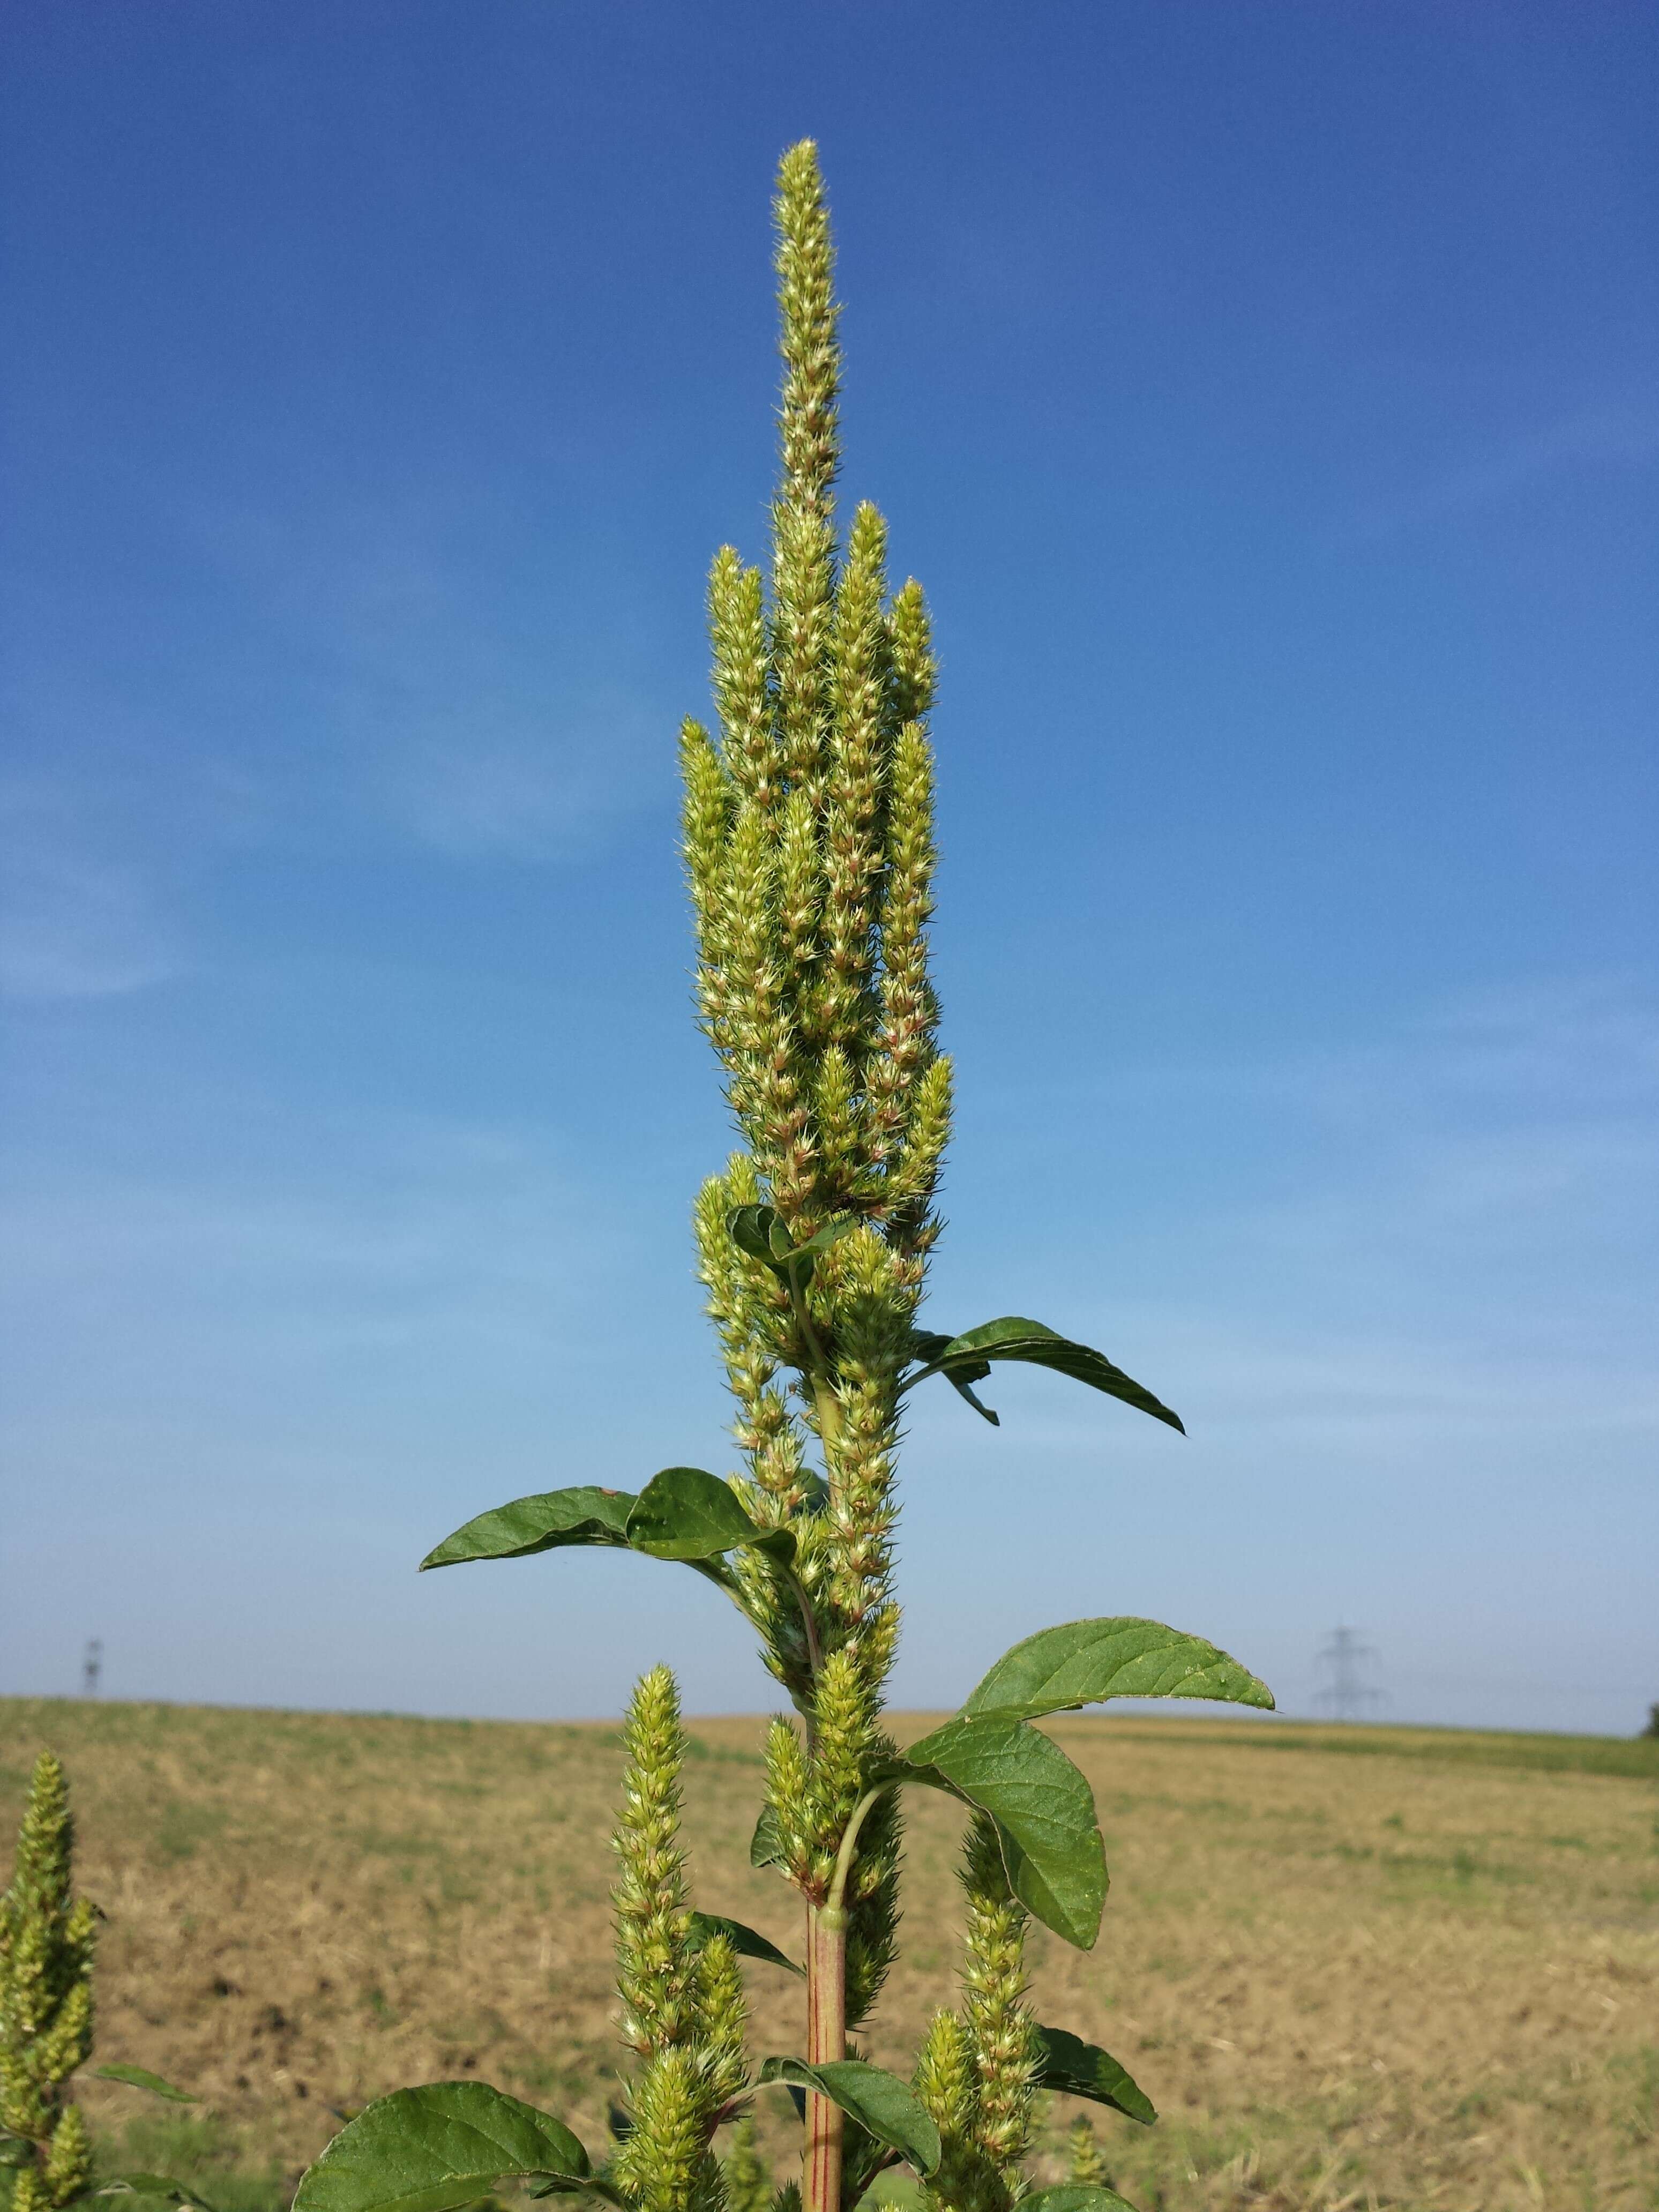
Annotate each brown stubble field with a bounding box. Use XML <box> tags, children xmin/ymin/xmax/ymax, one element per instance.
<box><xmin>1</xmin><ymin>1700</ymin><xmax>1655</xmax><ymax>2212</ymax></box>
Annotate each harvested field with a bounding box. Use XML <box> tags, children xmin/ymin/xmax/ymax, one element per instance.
<box><xmin>1</xmin><ymin>1698</ymin><xmax>1655</xmax><ymax>2212</ymax></box>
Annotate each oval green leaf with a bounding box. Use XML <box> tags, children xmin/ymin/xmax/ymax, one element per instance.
<box><xmin>420</xmin><ymin>1488</ymin><xmax>635</xmax><ymax>1571</ymax></box>
<box><xmin>964</xmin><ymin>1619</ymin><xmax>1273</xmax><ymax>1720</ymax></box>
<box><xmin>750</xmin><ymin>1804</ymin><xmax>787</xmax><ymax>1870</ymax></box>
<box><xmin>1022</xmin><ymin>2187</ymin><xmax>1142</xmax><ymax>2212</ymax></box>
<box><xmin>905</xmin><ymin>1333</ymin><xmax>1000</xmax><ymax>1424</ymax></box>
<box><xmin>527</xmin><ymin>2179</ymin><xmax>631</xmax><ymax>2209</ymax></box>
<box><xmin>887</xmin><ymin>1715</ymin><xmax>1107</xmax><ymax>1949</ymax></box>
<box><xmin>687</xmin><ymin>1911</ymin><xmax>804</xmax><ymax>1977</ymax></box>
<box><xmin>757</xmin><ymin>2060</ymin><xmax>940</xmax><ymax>2177</ymax></box>
<box><xmin>294</xmin><ymin>2082</ymin><xmax>590</xmax><ymax>2212</ymax></box>
<box><xmin>729</xmin><ymin>1204</ymin><xmax>786</xmax><ymax>1265</ymax></box>
<box><xmin>93</xmin><ymin>2066</ymin><xmax>197</xmax><ymax>2104</ymax></box>
<box><xmin>788</xmin><ymin>1217</ymin><xmax>857</xmax><ymax>1266</ymax></box>
<box><xmin>903</xmin><ymin>1318</ymin><xmax>1184</xmax><ymax>1434</ymax></box>
<box><xmin>94</xmin><ymin>2186</ymin><xmax>217</xmax><ymax>2212</ymax></box>
<box><xmin>853</xmin><ymin>2177</ymin><xmax>925</xmax><ymax>2212</ymax></box>
<box><xmin>728</xmin><ymin>1205</ymin><xmax>854</xmax><ymax>1289</ymax></box>
<box><xmin>625</xmin><ymin>1468</ymin><xmax>794</xmax><ymax>1566</ymax></box>
<box><xmin>94</xmin><ymin>2181</ymin><xmax>216</xmax><ymax>2212</ymax></box>
<box><xmin>1032</xmin><ymin>2027</ymin><xmax>1156</xmax><ymax>2126</ymax></box>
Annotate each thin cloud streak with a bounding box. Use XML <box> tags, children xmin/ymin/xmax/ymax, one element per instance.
<box><xmin>160</xmin><ymin>481</ymin><xmax>672</xmax><ymax>860</ymax></box>
<box><xmin>0</xmin><ymin>783</ymin><xmax>182</xmax><ymax>1000</ymax></box>
<box><xmin>1355</xmin><ymin>401</ymin><xmax>1659</xmax><ymax>535</ymax></box>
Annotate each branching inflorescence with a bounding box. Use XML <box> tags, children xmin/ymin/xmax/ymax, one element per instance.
<box><xmin>298</xmin><ymin>140</ymin><xmax>1272</xmax><ymax>2212</ymax></box>
<box><xmin>0</xmin><ymin>1756</ymin><xmax>95</xmax><ymax>2212</ymax></box>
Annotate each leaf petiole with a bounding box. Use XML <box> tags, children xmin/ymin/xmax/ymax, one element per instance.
<box><xmin>825</xmin><ymin>1785</ymin><xmax>894</xmax><ymax>1919</ymax></box>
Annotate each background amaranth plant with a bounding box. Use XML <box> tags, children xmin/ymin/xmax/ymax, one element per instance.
<box><xmin>1</xmin><ymin>1754</ymin><xmax>198</xmax><ymax>2212</ymax></box>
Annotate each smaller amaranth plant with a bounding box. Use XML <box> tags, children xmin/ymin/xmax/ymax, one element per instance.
<box><xmin>294</xmin><ymin>142</ymin><xmax>1272</xmax><ymax>2212</ymax></box>
<box><xmin>1</xmin><ymin>1754</ymin><xmax>97</xmax><ymax>2212</ymax></box>
<box><xmin>1</xmin><ymin>1753</ymin><xmax>199</xmax><ymax>2212</ymax></box>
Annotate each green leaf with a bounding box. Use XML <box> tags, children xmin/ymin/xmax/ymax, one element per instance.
<box><xmin>944</xmin><ymin>1372</ymin><xmax>999</xmax><ymax>1423</ymax></box>
<box><xmin>788</xmin><ymin>1217</ymin><xmax>857</xmax><ymax>1266</ymax></box>
<box><xmin>729</xmin><ymin>1204</ymin><xmax>786</xmax><ymax>1265</ymax></box>
<box><xmin>526</xmin><ymin>2178</ymin><xmax>632</xmax><ymax>2209</ymax></box>
<box><xmin>93</xmin><ymin>2066</ymin><xmax>197</xmax><ymax>2104</ymax></box>
<box><xmin>420</xmin><ymin>1488</ymin><xmax>634</xmax><ymax>1571</ymax></box>
<box><xmin>686</xmin><ymin>1911</ymin><xmax>804</xmax><ymax>1976</ymax></box>
<box><xmin>749</xmin><ymin>1804</ymin><xmax>786</xmax><ymax>1870</ymax></box>
<box><xmin>94</xmin><ymin>2180</ymin><xmax>219</xmax><ymax>2212</ymax></box>
<box><xmin>902</xmin><ymin>1318</ymin><xmax>1184</xmax><ymax>1434</ymax></box>
<box><xmin>1032</xmin><ymin>2027</ymin><xmax>1157</xmax><ymax>2126</ymax></box>
<box><xmin>0</xmin><ymin>2139</ymin><xmax>33</xmax><ymax>2171</ymax></box>
<box><xmin>727</xmin><ymin>1205</ymin><xmax>855</xmax><ymax>1290</ymax></box>
<box><xmin>624</xmin><ymin>1468</ymin><xmax>794</xmax><ymax>1566</ymax></box>
<box><xmin>841</xmin><ymin>2113</ymin><xmax>895</xmax><ymax>2202</ymax></box>
<box><xmin>1022</xmin><ymin>2189</ymin><xmax>1142</xmax><ymax>2212</ymax></box>
<box><xmin>853</xmin><ymin>2177</ymin><xmax>925</xmax><ymax>2212</ymax></box>
<box><xmin>906</xmin><ymin>1333</ymin><xmax>999</xmax><ymax>1424</ymax></box>
<box><xmin>963</xmin><ymin>1619</ymin><xmax>1273</xmax><ymax>1720</ymax></box>
<box><xmin>886</xmin><ymin>1714</ymin><xmax>1107</xmax><ymax>1949</ymax></box>
<box><xmin>756</xmin><ymin>2061</ymin><xmax>940</xmax><ymax>2178</ymax></box>
<box><xmin>420</xmin><ymin>1470</ymin><xmax>795</xmax><ymax>1584</ymax></box>
<box><xmin>293</xmin><ymin>2082</ymin><xmax>591</xmax><ymax>2212</ymax></box>
<box><xmin>98</xmin><ymin>2198</ymin><xmax>201</xmax><ymax>2212</ymax></box>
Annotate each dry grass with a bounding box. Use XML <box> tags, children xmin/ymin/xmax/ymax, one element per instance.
<box><xmin>2</xmin><ymin>1699</ymin><xmax>1655</xmax><ymax>2212</ymax></box>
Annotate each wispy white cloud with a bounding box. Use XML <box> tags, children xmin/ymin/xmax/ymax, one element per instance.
<box><xmin>1356</xmin><ymin>401</ymin><xmax>1659</xmax><ymax>534</ymax></box>
<box><xmin>159</xmin><ymin>482</ymin><xmax>669</xmax><ymax>860</ymax></box>
<box><xmin>962</xmin><ymin>974</ymin><xmax>1658</xmax><ymax>1457</ymax></box>
<box><xmin>1232</xmin><ymin>980</ymin><xmax>1659</xmax><ymax>1283</ymax></box>
<box><xmin>372</xmin><ymin>686</ymin><xmax>661</xmax><ymax>859</ymax></box>
<box><xmin>0</xmin><ymin>782</ymin><xmax>181</xmax><ymax>1001</ymax></box>
<box><xmin>0</xmin><ymin>1112</ymin><xmax>607</xmax><ymax>1353</ymax></box>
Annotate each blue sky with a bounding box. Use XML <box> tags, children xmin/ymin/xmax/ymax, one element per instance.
<box><xmin>3</xmin><ymin>2</ymin><xmax>1654</xmax><ymax>1735</ymax></box>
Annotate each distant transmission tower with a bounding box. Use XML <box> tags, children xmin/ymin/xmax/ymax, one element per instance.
<box><xmin>1314</xmin><ymin>1625</ymin><xmax>1382</xmax><ymax>1722</ymax></box>
<box><xmin>81</xmin><ymin>1640</ymin><xmax>103</xmax><ymax>1697</ymax></box>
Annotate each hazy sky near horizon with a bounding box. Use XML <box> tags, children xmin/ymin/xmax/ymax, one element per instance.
<box><xmin>3</xmin><ymin>3</ymin><xmax>1654</xmax><ymax>1736</ymax></box>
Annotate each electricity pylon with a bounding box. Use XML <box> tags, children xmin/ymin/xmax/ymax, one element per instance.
<box><xmin>1314</xmin><ymin>1624</ymin><xmax>1382</xmax><ymax>1722</ymax></box>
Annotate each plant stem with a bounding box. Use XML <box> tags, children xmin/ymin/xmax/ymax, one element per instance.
<box><xmin>802</xmin><ymin>1788</ymin><xmax>888</xmax><ymax>2212</ymax></box>
<box><xmin>826</xmin><ymin>1787</ymin><xmax>888</xmax><ymax>1918</ymax></box>
<box><xmin>788</xmin><ymin>1276</ymin><xmax>841</xmax><ymax>1453</ymax></box>
<box><xmin>789</xmin><ymin>1572</ymin><xmax>825</xmax><ymax>1679</ymax></box>
<box><xmin>810</xmin><ymin>1372</ymin><xmax>842</xmax><ymax>1451</ymax></box>
<box><xmin>804</xmin><ymin>1897</ymin><xmax>848</xmax><ymax>2212</ymax></box>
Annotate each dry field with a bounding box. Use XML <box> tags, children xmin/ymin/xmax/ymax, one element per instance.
<box><xmin>1</xmin><ymin>1699</ymin><xmax>1655</xmax><ymax>2212</ymax></box>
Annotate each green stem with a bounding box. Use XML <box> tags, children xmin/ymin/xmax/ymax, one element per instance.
<box><xmin>810</xmin><ymin>1372</ymin><xmax>843</xmax><ymax>1451</ymax></box>
<box><xmin>786</xmin><ymin>1272</ymin><xmax>841</xmax><ymax>1448</ymax></box>
<box><xmin>789</xmin><ymin>1571</ymin><xmax>824</xmax><ymax>1680</ymax></box>
<box><xmin>803</xmin><ymin>1788</ymin><xmax>891</xmax><ymax>2212</ymax></box>
<box><xmin>804</xmin><ymin>1899</ymin><xmax>848</xmax><ymax>2212</ymax></box>
<box><xmin>826</xmin><ymin>1785</ymin><xmax>890</xmax><ymax>1918</ymax></box>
